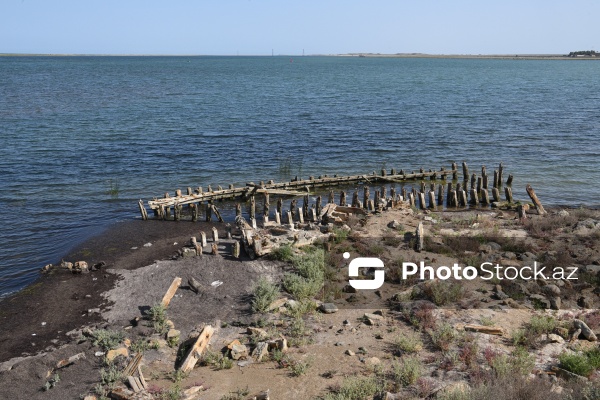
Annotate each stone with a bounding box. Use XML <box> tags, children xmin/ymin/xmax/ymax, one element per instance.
<box><xmin>543</xmin><ymin>284</ymin><xmax>561</xmax><ymax>296</ymax></box>
<box><xmin>502</xmin><ymin>252</ymin><xmax>516</xmax><ymax>260</ymax></box>
<box><xmin>574</xmin><ymin>319</ymin><xmax>597</xmax><ymax>341</ymax></box>
<box><xmin>550</xmin><ymin>296</ymin><xmax>561</xmax><ymax>310</ymax></box>
<box><xmin>183</xmin><ymin>385</ymin><xmax>204</xmax><ymax>400</ymax></box>
<box><xmin>252</xmin><ymin>342</ymin><xmax>269</xmax><ymax>362</ymax></box>
<box><xmin>247</xmin><ymin>327</ymin><xmax>269</xmax><ymax>339</ymax></box>
<box><xmin>364</xmin><ymin>313</ymin><xmax>384</xmax><ymax>321</ymax></box>
<box><xmin>231</xmin><ymin>343</ymin><xmax>249</xmax><ymax>360</ymax></box>
<box><xmin>578</xmin><ymin>296</ymin><xmax>593</xmax><ymax>309</ymax></box>
<box><xmin>342</xmin><ymin>284</ymin><xmax>357</xmax><ymax>293</ymax></box>
<box><xmin>365</xmin><ymin>357</ymin><xmax>381</xmax><ymax>365</ymax></box>
<box><xmin>167</xmin><ymin>329</ymin><xmax>180</xmax><ymax>340</ymax></box>
<box><xmin>557</xmin><ymin>210</ymin><xmax>570</xmax><ymax>217</ymax></box>
<box><xmin>345</xmin><ymin>349</ymin><xmax>355</xmax><ymax>356</ymax></box>
<box><xmin>548</xmin><ymin>334</ymin><xmax>565</xmax><ymax>344</ymax></box>
<box><xmin>106</xmin><ymin>347</ymin><xmax>129</xmax><ymax>362</ymax></box>
<box><xmin>387</xmin><ymin>220</ymin><xmax>403</xmax><ymax>229</ymax></box>
<box><xmin>319</xmin><ymin>303</ymin><xmax>339</xmax><ymax>314</ymax></box>
<box><xmin>267</xmin><ymin>298</ymin><xmax>289</xmax><ymax>312</ymax></box>
<box><xmin>72</xmin><ymin>261</ymin><xmax>89</xmax><ymax>274</ymax></box>
<box><xmin>583</xmin><ymin>265</ymin><xmax>600</xmax><ymax>274</ymax></box>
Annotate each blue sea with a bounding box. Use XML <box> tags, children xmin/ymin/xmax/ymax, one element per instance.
<box><xmin>0</xmin><ymin>56</ymin><xmax>599</xmax><ymax>297</ymax></box>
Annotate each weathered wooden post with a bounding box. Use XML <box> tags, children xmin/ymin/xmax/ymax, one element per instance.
<box><xmin>328</xmin><ymin>190</ymin><xmax>334</xmax><ymax>204</ymax></box>
<box><xmin>452</xmin><ymin>162</ymin><xmax>458</xmax><ymax>180</ymax></box>
<box><xmin>477</xmin><ymin>177</ymin><xmax>482</xmax><ymax>195</ymax></box>
<box><xmin>363</xmin><ymin>186</ymin><xmax>370</xmax><ymax>209</ymax></box>
<box><xmin>235</xmin><ymin>203</ymin><xmax>241</xmax><ymax>218</ymax></box>
<box><xmin>492</xmin><ymin>187</ymin><xmax>500</xmax><ymax>202</ymax></box>
<box><xmin>205</xmin><ymin>202</ymin><xmax>212</xmax><ymax>222</ymax></box>
<box><xmin>470</xmin><ymin>173</ymin><xmax>477</xmax><ymax>190</ymax></box>
<box><xmin>190</xmin><ymin>237</ymin><xmax>201</xmax><ymax>255</ymax></box>
<box><xmin>470</xmin><ymin>189</ymin><xmax>479</xmax><ymax>205</ymax></box>
<box><xmin>275</xmin><ymin>211</ymin><xmax>281</xmax><ymax>224</ymax></box>
<box><xmin>437</xmin><ymin>184</ymin><xmax>444</xmax><ymax>206</ymax></box>
<box><xmin>517</xmin><ymin>204</ymin><xmax>529</xmax><ymax>220</ymax></box>
<box><xmin>303</xmin><ymin>195</ymin><xmax>309</xmax><ymax>219</ymax></box>
<box><xmin>200</xmin><ymin>231</ymin><xmax>207</xmax><ymax>248</ymax></box>
<box><xmin>226</xmin><ymin>224</ymin><xmax>232</xmax><ymax>239</ymax></box>
<box><xmin>138</xmin><ymin>200</ymin><xmax>148</xmax><ymax>221</ymax></box>
<box><xmin>381</xmin><ymin>168</ymin><xmax>387</xmax><ymax>176</ymax></box>
<box><xmin>462</xmin><ymin>162</ymin><xmax>469</xmax><ymax>181</ymax></box>
<box><xmin>276</xmin><ymin>198</ymin><xmax>283</xmax><ymax>217</ymax></box>
<box><xmin>212</xmin><ymin>227</ymin><xmax>219</xmax><ymax>243</ymax></box>
<box><xmin>316</xmin><ymin>196</ymin><xmax>322</xmax><ymax>215</ymax></box>
<box><xmin>380</xmin><ymin>185</ymin><xmax>387</xmax><ymax>200</ymax></box>
<box><xmin>374</xmin><ymin>190</ymin><xmax>381</xmax><ymax>210</ymax></box>
<box><xmin>287</xmin><ymin>211</ymin><xmax>293</xmax><ymax>226</ymax></box>
<box><xmin>481</xmin><ymin>189</ymin><xmax>490</xmax><ymax>205</ymax></box>
<box><xmin>351</xmin><ymin>192</ymin><xmax>359</xmax><ymax>208</ymax></box>
<box><xmin>418</xmin><ymin>192</ymin><xmax>427</xmax><ymax>210</ymax></box>
<box><xmin>390</xmin><ymin>188</ymin><xmax>396</xmax><ymax>205</ymax></box>
<box><xmin>251</xmin><ymin>218</ymin><xmax>257</xmax><ymax>229</ymax></box>
<box><xmin>175</xmin><ymin>189</ymin><xmax>182</xmax><ymax>197</ymax></box>
<box><xmin>211</xmin><ymin>243</ymin><xmax>218</xmax><ymax>256</ymax></box>
<box><xmin>408</xmin><ymin>192</ymin><xmax>416</xmax><ymax>207</ymax></box>
<box><xmin>506</xmin><ymin>174</ymin><xmax>514</xmax><ymax>186</ymax></box>
<box><xmin>250</xmin><ymin>196</ymin><xmax>256</xmax><ymax>220</ymax></box>
<box><xmin>340</xmin><ymin>191</ymin><xmax>347</xmax><ymax>206</ymax></box>
<box><xmin>416</xmin><ymin>223</ymin><xmax>424</xmax><ymax>252</ymax></box>
<box><xmin>207</xmin><ymin>185</ymin><xmax>212</xmax><ymax>193</ymax></box>
<box><xmin>402</xmin><ymin>187</ymin><xmax>407</xmax><ymax>202</ymax></box>
<box><xmin>498</xmin><ymin>163</ymin><xmax>504</xmax><ymax>187</ymax></box>
<box><xmin>493</xmin><ymin>170</ymin><xmax>499</xmax><ymax>188</ymax></box>
<box><xmin>233</xmin><ymin>241</ymin><xmax>240</xmax><ymax>258</ymax></box>
<box><xmin>211</xmin><ymin>204</ymin><xmax>224</xmax><ymax>222</ymax></box>
<box><xmin>504</xmin><ymin>186</ymin><xmax>513</xmax><ymax>203</ymax></box>
<box><xmin>263</xmin><ymin>193</ymin><xmax>270</xmax><ymax>222</ymax></box>
<box><xmin>428</xmin><ymin>191</ymin><xmax>436</xmax><ymax>210</ymax></box>
<box><xmin>451</xmin><ymin>190</ymin><xmax>458</xmax><ymax>208</ymax></box>
<box><xmin>446</xmin><ymin>183</ymin><xmax>453</xmax><ymax>206</ymax></box>
<box><xmin>290</xmin><ymin>199</ymin><xmax>297</xmax><ymax>220</ymax></box>
<box><xmin>174</xmin><ymin>204</ymin><xmax>182</xmax><ymax>221</ymax></box>
<box><xmin>163</xmin><ymin>206</ymin><xmax>171</xmax><ymax>221</ymax></box>
<box><xmin>526</xmin><ymin>184</ymin><xmax>547</xmax><ymax>215</ymax></box>
<box><xmin>420</xmin><ymin>181</ymin><xmax>426</xmax><ymax>193</ymax></box>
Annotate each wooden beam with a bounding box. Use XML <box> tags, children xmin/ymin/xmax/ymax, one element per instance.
<box><xmin>161</xmin><ymin>277</ymin><xmax>182</xmax><ymax>308</ymax></box>
<box><xmin>179</xmin><ymin>325</ymin><xmax>215</xmax><ymax>373</ymax></box>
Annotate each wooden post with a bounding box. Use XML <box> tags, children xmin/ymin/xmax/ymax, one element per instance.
<box><xmin>211</xmin><ymin>243</ymin><xmax>218</xmax><ymax>255</ymax></box>
<box><xmin>163</xmin><ymin>206</ymin><xmax>171</xmax><ymax>221</ymax></box>
<box><xmin>493</xmin><ymin>170</ymin><xmax>499</xmax><ymax>188</ymax></box>
<box><xmin>161</xmin><ymin>277</ymin><xmax>182</xmax><ymax>308</ymax></box>
<box><xmin>250</xmin><ymin>196</ymin><xmax>256</xmax><ymax>220</ymax></box>
<box><xmin>297</xmin><ymin>208</ymin><xmax>304</xmax><ymax>223</ymax></box>
<box><xmin>470</xmin><ymin>173</ymin><xmax>477</xmax><ymax>190</ymax></box>
<box><xmin>340</xmin><ymin>191</ymin><xmax>347</xmax><ymax>206</ymax></box>
<box><xmin>380</xmin><ymin>185</ymin><xmax>387</xmax><ymax>200</ymax></box>
<box><xmin>263</xmin><ymin>193</ymin><xmax>270</xmax><ymax>220</ymax></box>
<box><xmin>175</xmin><ymin>189</ymin><xmax>182</xmax><ymax>197</ymax></box>
<box><xmin>310</xmin><ymin>207</ymin><xmax>317</xmax><ymax>222</ymax></box>
<box><xmin>477</xmin><ymin>177</ymin><xmax>482</xmax><ymax>195</ymax></box>
<box><xmin>316</xmin><ymin>196</ymin><xmax>322</xmax><ymax>215</ymax></box>
<box><xmin>437</xmin><ymin>184</ymin><xmax>444</xmax><ymax>206</ymax></box>
<box><xmin>506</xmin><ymin>174</ymin><xmax>514</xmax><ymax>186</ymax></box>
<box><xmin>200</xmin><ymin>232</ymin><xmax>207</xmax><ymax>248</ymax></box>
<box><xmin>287</xmin><ymin>211</ymin><xmax>293</xmax><ymax>225</ymax></box>
<box><xmin>462</xmin><ymin>162</ymin><xmax>469</xmax><ymax>181</ymax></box>
<box><xmin>190</xmin><ymin>237</ymin><xmax>201</xmax><ymax>255</ymax></box>
<box><xmin>368</xmin><ymin>199</ymin><xmax>375</xmax><ymax>211</ymax></box>
<box><xmin>402</xmin><ymin>187</ymin><xmax>407</xmax><ymax>201</ymax></box>
<box><xmin>191</xmin><ymin>203</ymin><xmax>198</xmax><ymax>222</ymax></box>
<box><xmin>211</xmin><ymin>204</ymin><xmax>223</xmax><ymax>222</ymax></box>
<box><xmin>250</xmin><ymin>218</ymin><xmax>257</xmax><ymax>229</ymax></box>
<box><xmin>212</xmin><ymin>227</ymin><xmax>219</xmax><ymax>243</ymax></box>
<box><xmin>374</xmin><ymin>190</ymin><xmax>381</xmax><ymax>210</ymax></box>
<box><xmin>481</xmin><ymin>189</ymin><xmax>490</xmax><ymax>205</ymax></box>
<box><xmin>504</xmin><ymin>186</ymin><xmax>513</xmax><ymax>203</ymax></box>
<box><xmin>138</xmin><ymin>200</ymin><xmax>148</xmax><ymax>221</ymax></box>
<box><xmin>452</xmin><ymin>162</ymin><xmax>458</xmax><ymax>180</ymax></box>
<box><xmin>416</xmin><ymin>223</ymin><xmax>424</xmax><ymax>252</ymax></box>
<box><xmin>226</xmin><ymin>224</ymin><xmax>232</xmax><ymax>239</ymax></box>
<box><xmin>174</xmin><ymin>204</ymin><xmax>182</xmax><ymax>221</ymax></box>
<box><xmin>179</xmin><ymin>325</ymin><xmax>214</xmax><ymax>373</ymax></box>
<box><xmin>492</xmin><ymin>187</ymin><xmax>500</xmax><ymax>202</ymax></box>
<box><xmin>363</xmin><ymin>186</ymin><xmax>370</xmax><ymax>209</ymax></box>
<box><xmin>207</xmin><ymin>185</ymin><xmax>212</xmax><ymax>193</ymax></box>
<box><xmin>235</xmin><ymin>203</ymin><xmax>242</xmax><ymax>218</ymax></box>
<box><xmin>418</xmin><ymin>192</ymin><xmax>427</xmax><ymax>210</ymax></box>
<box><xmin>390</xmin><ymin>188</ymin><xmax>396</xmax><ymax>205</ymax></box>
<box><xmin>351</xmin><ymin>191</ymin><xmax>359</xmax><ymax>207</ymax></box>
<box><xmin>526</xmin><ymin>184</ymin><xmax>547</xmax><ymax>215</ymax></box>
<box><xmin>428</xmin><ymin>191</ymin><xmax>436</xmax><ymax>210</ymax></box>
<box><xmin>233</xmin><ymin>241</ymin><xmax>240</xmax><ymax>258</ymax></box>
<box><xmin>470</xmin><ymin>189</ymin><xmax>479</xmax><ymax>205</ymax></box>
<box><xmin>408</xmin><ymin>192</ymin><xmax>415</xmax><ymax>207</ymax></box>
<box><xmin>328</xmin><ymin>190</ymin><xmax>335</xmax><ymax>204</ymax></box>
<box><xmin>517</xmin><ymin>204</ymin><xmax>529</xmax><ymax>220</ymax></box>
<box><xmin>381</xmin><ymin>168</ymin><xmax>386</xmax><ymax>176</ymax></box>
<box><xmin>482</xmin><ymin>174</ymin><xmax>488</xmax><ymax>190</ymax></box>
<box><xmin>290</xmin><ymin>199</ymin><xmax>297</xmax><ymax>220</ymax></box>
<box><xmin>275</xmin><ymin>211</ymin><xmax>281</xmax><ymax>224</ymax></box>
<box><xmin>451</xmin><ymin>190</ymin><xmax>458</xmax><ymax>208</ymax></box>
<box><xmin>303</xmin><ymin>195</ymin><xmax>309</xmax><ymax>219</ymax></box>
<box><xmin>498</xmin><ymin>163</ymin><xmax>504</xmax><ymax>186</ymax></box>
<box><xmin>205</xmin><ymin>202</ymin><xmax>212</xmax><ymax>222</ymax></box>
<box><xmin>277</xmin><ymin>198</ymin><xmax>283</xmax><ymax>217</ymax></box>
<box><xmin>459</xmin><ymin>190</ymin><xmax>467</xmax><ymax>207</ymax></box>
<box><xmin>420</xmin><ymin>181</ymin><xmax>426</xmax><ymax>193</ymax></box>
<box><xmin>446</xmin><ymin>183</ymin><xmax>453</xmax><ymax>206</ymax></box>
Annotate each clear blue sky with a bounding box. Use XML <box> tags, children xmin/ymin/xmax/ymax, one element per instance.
<box><xmin>1</xmin><ymin>0</ymin><xmax>598</xmax><ymax>55</ymax></box>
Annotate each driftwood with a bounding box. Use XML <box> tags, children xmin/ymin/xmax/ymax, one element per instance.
<box><xmin>526</xmin><ymin>184</ymin><xmax>547</xmax><ymax>215</ymax></box>
<box><xmin>415</xmin><ymin>223</ymin><xmax>424</xmax><ymax>252</ymax></box>
<box><xmin>179</xmin><ymin>325</ymin><xmax>215</xmax><ymax>373</ymax></box>
<box><xmin>161</xmin><ymin>277</ymin><xmax>182</xmax><ymax>308</ymax></box>
<box><xmin>464</xmin><ymin>324</ymin><xmax>504</xmax><ymax>336</ymax></box>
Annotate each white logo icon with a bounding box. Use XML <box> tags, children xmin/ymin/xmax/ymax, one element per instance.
<box><xmin>345</xmin><ymin>252</ymin><xmax>385</xmax><ymax>290</ymax></box>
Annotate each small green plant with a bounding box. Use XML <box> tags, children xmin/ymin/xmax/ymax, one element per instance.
<box><xmin>559</xmin><ymin>347</ymin><xmax>600</xmax><ymax>377</ymax></box>
<box><xmin>145</xmin><ymin>303</ymin><xmax>168</xmax><ymax>334</ymax></box>
<box><xmin>480</xmin><ymin>316</ymin><xmax>495</xmax><ymax>326</ymax></box>
<box><xmin>393</xmin><ymin>330</ymin><xmax>423</xmax><ymax>354</ymax></box>
<box><xmin>287</xmin><ymin>355</ymin><xmax>313</xmax><ymax>377</ymax></box>
<box><xmin>130</xmin><ymin>338</ymin><xmax>150</xmax><ymax>354</ymax></box>
<box><xmin>320</xmin><ymin>375</ymin><xmax>384</xmax><ymax>400</ymax></box>
<box><xmin>393</xmin><ymin>355</ymin><xmax>424</xmax><ymax>386</ymax></box>
<box><xmin>167</xmin><ymin>334</ymin><xmax>179</xmax><ymax>348</ymax></box>
<box><xmin>42</xmin><ymin>373</ymin><xmax>60</xmax><ymax>391</ymax></box>
<box><xmin>251</xmin><ymin>277</ymin><xmax>280</xmax><ymax>313</ymax></box>
<box><xmin>220</xmin><ymin>386</ymin><xmax>250</xmax><ymax>400</ymax></box>
<box><xmin>90</xmin><ymin>329</ymin><xmax>125</xmax><ymax>351</ymax></box>
<box><xmin>492</xmin><ymin>347</ymin><xmax>534</xmax><ymax>378</ymax></box>
<box><xmin>332</xmin><ymin>227</ymin><xmax>349</xmax><ymax>244</ymax></box>
<box><xmin>430</xmin><ymin>323</ymin><xmax>456</xmax><ymax>352</ymax></box>
<box><xmin>270</xmin><ymin>243</ymin><xmax>295</xmax><ymax>261</ymax></box>
<box><xmin>168</xmin><ymin>369</ymin><xmax>188</xmax><ymax>384</ymax></box>
<box><xmin>106</xmin><ymin>178</ymin><xmax>120</xmax><ymax>197</ymax></box>
<box><xmin>421</xmin><ymin>280</ymin><xmax>464</xmax><ymax>306</ymax></box>
<box><xmin>100</xmin><ymin>364</ymin><xmax>123</xmax><ymax>388</ymax></box>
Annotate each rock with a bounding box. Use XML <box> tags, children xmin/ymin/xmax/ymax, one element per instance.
<box><xmin>83</xmin><ymin>396</ymin><xmax>98</xmax><ymax>400</ymax></box>
<box><xmin>574</xmin><ymin>319</ymin><xmax>597</xmax><ymax>341</ymax></box>
<box><xmin>252</xmin><ymin>342</ymin><xmax>269</xmax><ymax>362</ymax></box>
<box><xmin>548</xmin><ymin>334</ymin><xmax>565</xmax><ymax>344</ymax></box>
<box><xmin>383</xmin><ymin>393</ymin><xmax>401</xmax><ymax>400</ymax></box>
<box><xmin>181</xmin><ymin>247</ymin><xmax>197</xmax><ymax>258</ymax></box>
<box><xmin>358</xmin><ymin>346</ymin><xmax>368</xmax><ymax>354</ymax></box>
<box><xmin>554</xmin><ymin>327</ymin><xmax>569</xmax><ymax>339</ymax></box>
<box><xmin>61</xmin><ymin>260</ymin><xmax>73</xmax><ymax>270</ymax></box>
<box><xmin>543</xmin><ymin>284</ymin><xmax>561</xmax><ymax>296</ymax></box>
<box><xmin>268</xmin><ymin>337</ymin><xmax>288</xmax><ymax>352</ymax></box>
<box><xmin>345</xmin><ymin>349</ymin><xmax>355</xmax><ymax>356</ymax></box>
<box><xmin>41</xmin><ymin>264</ymin><xmax>53</xmax><ymax>273</ymax></box>
<box><xmin>529</xmin><ymin>294</ymin><xmax>550</xmax><ymax>309</ymax></box>
<box><xmin>319</xmin><ymin>303</ymin><xmax>339</xmax><ymax>314</ymax></box>
<box><xmin>578</xmin><ymin>296</ymin><xmax>593</xmax><ymax>309</ymax></box>
<box><xmin>493</xmin><ymin>291</ymin><xmax>509</xmax><ymax>300</ymax></box>
<box><xmin>183</xmin><ymin>385</ymin><xmax>204</xmax><ymax>400</ymax></box>
<box><xmin>143</xmin><ymin>242</ymin><xmax>152</xmax><ymax>247</ymax></box>
<box><xmin>188</xmin><ymin>277</ymin><xmax>203</xmax><ymax>295</ymax></box>
<box><xmin>583</xmin><ymin>265</ymin><xmax>600</xmax><ymax>274</ymax></box>
<box><xmin>231</xmin><ymin>343</ymin><xmax>248</xmax><ymax>360</ymax></box>
<box><xmin>267</xmin><ymin>298</ymin><xmax>289</xmax><ymax>312</ymax></box>
<box><xmin>255</xmin><ymin>389</ymin><xmax>270</xmax><ymax>400</ymax></box>
<box><xmin>436</xmin><ymin>381</ymin><xmax>470</xmax><ymax>398</ymax></box>
<box><xmin>106</xmin><ymin>347</ymin><xmax>129</xmax><ymax>362</ymax></box>
<box><xmin>502</xmin><ymin>252</ymin><xmax>517</xmax><ymax>260</ymax></box>
<box><xmin>550</xmin><ymin>296</ymin><xmax>561</xmax><ymax>310</ymax></box>
<box><xmin>519</xmin><ymin>252</ymin><xmax>537</xmax><ymax>262</ymax></box>
<box><xmin>387</xmin><ymin>220</ymin><xmax>403</xmax><ymax>230</ymax></box>
<box><xmin>487</xmin><ymin>242</ymin><xmax>502</xmax><ymax>251</ymax></box>
<box><xmin>557</xmin><ymin>210</ymin><xmax>570</xmax><ymax>217</ymax></box>
<box><xmin>365</xmin><ymin>357</ymin><xmax>381</xmax><ymax>365</ymax></box>
<box><xmin>72</xmin><ymin>261</ymin><xmax>89</xmax><ymax>274</ymax></box>
<box><xmin>167</xmin><ymin>329</ymin><xmax>180</xmax><ymax>340</ymax></box>
<box><xmin>364</xmin><ymin>312</ymin><xmax>384</xmax><ymax>321</ymax></box>
<box><xmin>342</xmin><ymin>284</ymin><xmax>357</xmax><ymax>293</ymax></box>
<box><xmin>247</xmin><ymin>327</ymin><xmax>269</xmax><ymax>339</ymax></box>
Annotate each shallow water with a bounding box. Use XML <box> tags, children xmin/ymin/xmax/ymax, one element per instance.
<box><xmin>0</xmin><ymin>56</ymin><xmax>599</xmax><ymax>297</ymax></box>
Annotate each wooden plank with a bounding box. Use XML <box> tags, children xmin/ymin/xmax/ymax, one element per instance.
<box><xmin>179</xmin><ymin>325</ymin><xmax>215</xmax><ymax>373</ymax></box>
<box><xmin>464</xmin><ymin>324</ymin><xmax>504</xmax><ymax>336</ymax></box>
<box><xmin>161</xmin><ymin>277</ymin><xmax>182</xmax><ymax>308</ymax></box>
<box><xmin>526</xmin><ymin>184</ymin><xmax>547</xmax><ymax>215</ymax></box>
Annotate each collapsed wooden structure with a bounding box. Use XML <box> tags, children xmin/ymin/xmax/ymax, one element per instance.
<box><xmin>137</xmin><ymin>162</ymin><xmax>532</xmax><ymax>223</ymax></box>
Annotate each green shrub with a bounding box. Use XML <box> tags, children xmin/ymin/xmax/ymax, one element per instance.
<box><xmin>320</xmin><ymin>376</ymin><xmax>384</xmax><ymax>400</ymax></box>
<box><xmin>90</xmin><ymin>329</ymin><xmax>124</xmax><ymax>351</ymax></box>
<box><xmin>145</xmin><ymin>303</ymin><xmax>168</xmax><ymax>334</ymax></box>
<box><xmin>393</xmin><ymin>330</ymin><xmax>423</xmax><ymax>354</ymax></box>
<box><xmin>492</xmin><ymin>347</ymin><xmax>534</xmax><ymax>378</ymax></box>
<box><xmin>393</xmin><ymin>355</ymin><xmax>424</xmax><ymax>386</ymax></box>
<box><xmin>251</xmin><ymin>277</ymin><xmax>279</xmax><ymax>313</ymax></box>
<box><xmin>270</xmin><ymin>244</ymin><xmax>294</xmax><ymax>261</ymax></box>
<box><xmin>422</xmin><ymin>280</ymin><xmax>464</xmax><ymax>306</ymax></box>
<box><xmin>287</xmin><ymin>355</ymin><xmax>313</xmax><ymax>377</ymax></box>
<box><xmin>283</xmin><ymin>249</ymin><xmax>325</xmax><ymax>300</ymax></box>
<box><xmin>560</xmin><ymin>347</ymin><xmax>600</xmax><ymax>377</ymax></box>
<box><xmin>430</xmin><ymin>323</ymin><xmax>456</xmax><ymax>352</ymax></box>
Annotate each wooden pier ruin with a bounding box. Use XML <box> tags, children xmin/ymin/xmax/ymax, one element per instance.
<box><xmin>136</xmin><ymin>162</ymin><xmax>548</xmax><ymax>259</ymax></box>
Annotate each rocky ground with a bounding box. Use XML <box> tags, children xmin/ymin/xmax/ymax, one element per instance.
<box><xmin>1</xmin><ymin>200</ymin><xmax>600</xmax><ymax>400</ymax></box>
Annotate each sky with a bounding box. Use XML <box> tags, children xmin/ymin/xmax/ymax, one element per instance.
<box><xmin>1</xmin><ymin>0</ymin><xmax>599</xmax><ymax>55</ymax></box>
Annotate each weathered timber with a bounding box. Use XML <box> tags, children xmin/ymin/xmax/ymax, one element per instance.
<box><xmin>464</xmin><ymin>324</ymin><xmax>504</xmax><ymax>336</ymax></box>
<box><xmin>316</xmin><ymin>196</ymin><xmax>322</xmax><ymax>215</ymax></box>
<box><xmin>290</xmin><ymin>199</ymin><xmax>297</xmax><ymax>220</ymax></box>
<box><xmin>506</xmin><ymin>174</ymin><xmax>514</xmax><ymax>186</ymax></box>
<box><xmin>138</xmin><ymin>200</ymin><xmax>148</xmax><ymax>220</ymax></box>
<box><xmin>351</xmin><ymin>191</ymin><xmax>359</xmax><ymax>207</ymax></box>
<box><xmin>179</xmin><ymin>325</ymin><xmax>214</xmax><ymax>373</ymax></box>
<box><xmin>452</xmin><ymin>162</ymin><xmax>458</xmax><ymax>180</ymax></box>
<box><xmin>340</xmin><ymin>191</ymin><xmax>347</xmax><ymax>206</ymax></box>
<box><xmin>459</xmin><ymin>190</ymin><xmax>467</xmax><ymax>207</ymax></box>
<box><xmin>200</xmin><ymin>231</ymin><xmax>207</xmax><ymax>248</ymax></box>
<box><xmin>493</xmin><ymin>170</ymin><xmax>499</xmax><ymax>188</ymax></box>
<box><xmin>276</xmin><ymin>198</ymin><xmax>283</xmax><ymax>216</ymax></box>
<box><xmin>437</xmin><ymin>184</ymin><xmax>444</xmax><ymax>206</ymax></box>
<box><xmin>303</xmin><ymin>195</ymin><xmax>309</xmax><ymax>219</ymax></box>
<box><xmin>233</xmin><ymin>241</ymin><xmax>240</xmax><ymax>258</ymax></box>
<box><xmin>504</xmin><ymin>186</ymin><xmax>513</xmax><ymax>203</ymax></box>
<box><xmin>205</xmin><ymin>202</ymin><xmax>212</xmax><ymax>222</ymax></box>
<box><xmin>328</xmin><ymin>190</ymin><xmax>335</xmax><ymax>204</ymax></box>
<box><xmin>428</xmin><ymin>191</ymin><xmax>436</xmax><ymax>210</ymax></box>
<box><xmin>451</xmin><ymin>190</ymin><xmax>458</xmax><ymax>208</ymax></box>
<box><xmin>416</xmin><ymin>223</ymin><xmax>424</xmax><ymax>252</ymax></box>
<box><xmin>211</xmin><ymin>204</ymin><xmax>224</xmax><ymax>222</ymax></box>
<box><xmin>462</xmin><ymin>162</ymin><xmax>469</xmax><ymax>180</ymax></box>
<box><xmin>481</xmin><ymin>189</ymin><xmax>490</xmax><ymax>205</ymax></box>
<box><xmin>363</xmin><ymin>187</ymin><xmax>370</xmax><ymax>209</ymax></box>
<box><xmin>517</xmin><ymin>204</ymin><xmax>529</xmax><ymax>220</ymax></box>
<box><xmin>161</xmin><ymin>277</ymin><xmax>182</xmax><ymax>308</ymax></box>
<box><xmin>418</xmin><ymin>192</ymin><xmax>427</xmax><ymax>210</ymax></box>
<box><xmin>492</xmin><ymin>187</ymin><xmax>500</xmax><ymax>202</ymax></box>
<box><xmin>263</xmin><ymin>193</ymin><xmax>270</xmax><ymax>220</ymax></box>
<box><xmin>498</xmin><ymin>163</ymin><xmax>504</xmax><ymax>186</ymax></box>
<box><xmin>526</xmin><ymin>184</ymin><xmax>547</xmax><ymax>215</ymax></box>
<box><xmin>190</xmin><ymin>203</ymin><xmax>198</xmax><ymax>222</ymax></box>
<box><xmin>250</xmin><ymin>196</ymin><xmax>256</xmax><ymax>220</ymax></box>
<box><xmin>470</xmin><ymin>189</ymin><xmax>479</xmax><ymax>205</ymax></box>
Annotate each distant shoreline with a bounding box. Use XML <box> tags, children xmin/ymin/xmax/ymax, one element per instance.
<box><xmin>2</xmin><ymin>53</ymin><xmax>599</xmax><ymax>60</ymax></box>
